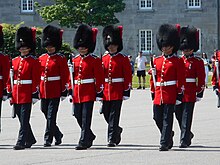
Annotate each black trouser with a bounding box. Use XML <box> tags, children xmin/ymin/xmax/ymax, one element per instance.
<box><xmin>74</xmin><ymin>101</ymin><xmax>95</xmax><ymax>147</ymax></box>
<box><xmin>175</xmin><ymin>102</ymin><xmax>195</xmax><ymax>144</ymax></box>
<box><xmin>41</xmin><ymin>98</ymin><xmax>62</xmax><ymax>144</ymax></box>
<box><xmin>102</xmin><ymin>100</ymin><xmax>122</xmax><ymax>143</ymax></box>
<box><xmin>14</xmin><ymin>103</ymin><xmax>36</xmax><ymax>146</ymax></box>
<box><xmin>153</xmin><ymin>104</ymin><xmax>174</xmax><ymax>147</ymax></box>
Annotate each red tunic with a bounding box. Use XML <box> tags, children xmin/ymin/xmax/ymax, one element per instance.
<box><xmin>102</xmin><ymin>53</ymin><xmax>132</xmax><ymax>101</ymax></box>
<box><xmin>182</xmin><ymin>55</ymin><xmax>205</xmax><ymax>102</ymax></box>
<box><xmin>7</xmin><ymin>55</ymin><xmax>40</xmax><ymax>104</ymax></box>
<box><xmin>211</xmin><ymin>52</ymin><xmax>220</xmax><ymax>89</ymax></box>
<box><xmin>71</xmin><ymin>54</ymin><xmax>104</xmax><ymax>103</ymax></box>
<box><xmin>0</xmin><ymin>53</ymin><xmax>10</xmax><ymax>97</ymax></box>
<box><xmin>39</xmin><ymin>53</ymin><xmax>69</xmax><ymax>99</ymax></box>
<box><xmin>150</xmin><ymin>55</ymin><xmax>185</xmax><ymax>105</ymax></box>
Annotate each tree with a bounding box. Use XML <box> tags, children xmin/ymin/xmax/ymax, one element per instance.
<box><xmin>1</xmin><ymin>23</ymin><xmax>73</xmax><ymax>58</ymax></box>
<box><xmin>35</xmin><ymin>0</ymin><xmax>126</xmax><ymax>28</ymax></box>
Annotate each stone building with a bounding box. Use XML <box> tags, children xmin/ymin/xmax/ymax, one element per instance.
<box><xmin>0</xmin><ymin>0</ymin><xmax>220</xmax><ymax>59</ymax></box>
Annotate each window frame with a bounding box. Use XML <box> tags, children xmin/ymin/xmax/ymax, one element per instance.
<box><xmin>21</xmin><ymin>0</ymin><xmax>34</xmax><ymax>13</ymax></box>
<box><xmin>139</xmin><ymin>29</ymin><xmax>152</xmax><ymax>53</ymax></box>
<box><xmin>187</xmin><ymin>0</ymin><xmax>201</xmax><ymax>9</ymax></box>
<box><xmin>139</xmin><ymin>0</ymin><xmax>152</xmax><ymax>10</ymax></box>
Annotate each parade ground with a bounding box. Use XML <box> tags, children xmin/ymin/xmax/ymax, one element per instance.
<box><xmin>0</xmin><ymin>88</ymin><xmax>220</xmax><ymax>165</ymax></box>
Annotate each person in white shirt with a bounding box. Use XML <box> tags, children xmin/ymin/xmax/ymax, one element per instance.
<box><xmin>135</xmin><ymin>51</ymin><xmax>147</xmax><ymax>89</ymax></box>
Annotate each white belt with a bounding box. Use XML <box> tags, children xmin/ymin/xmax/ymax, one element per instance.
<box><xmin>41</xmin><ymin>76</ymin><xmax>61</xmax><ymax>81</ymax></box>
<box><xmin>156</xmin><ymin>80</ymin><xmax>176</xmax><ymax>86</ymax></box>
<box><xmin>14</xmin><ymin>80</ymin><xmax>32</xmax><ymax>85</ymax></box>
<box><xmin>0</xmin><ymin>76</ymin><xmax>2</xmax><ymax>79</ymax></box>
<box><xmin>105</xmin><ymin>78</ymin><xmax>124</xmax><ymax>83</ymax></box>
<box><xmin>186</xmin><ymin>78</ymin><xmax>196</xmax><ymax>83</ymax></box>
<box><xmin>74</xmin><ymin>78</ymin><xmax>95</xmax><ymax>85</ymax></box>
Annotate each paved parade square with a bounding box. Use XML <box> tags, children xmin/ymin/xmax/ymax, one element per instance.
<box><xmin>0</xmin><ymin>88</ymin><xmax>220</xmax><ymax>165</ymax></box>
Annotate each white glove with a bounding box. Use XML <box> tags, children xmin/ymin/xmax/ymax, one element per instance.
<box><xmin>96</xmin><ymin>97</ymin><xmax>103</xmax><ymax>101</ymax></box>
<box><xmin>196</xmin><ymin>97</ymin><xmax>202</xmax><ymax>102</ymax></box>
<box><xmin>68</xmin><ymin>95</ymin><xmax>73</xmax><ymax>103</ymax></box>
<box><xmin>175</xmin><ymin>100</ymin><xmax>182</xmax><ymax>105</ymax></box>
<box><xmin>60</xmin><ymin>96</ymin><xmax>66</xmax><ymax>101</ymax></box>
<box><xmin>123</xmin><ymin>96</ymin><xmax>130</xmax><ymax>100</ymax></box>
<box><xmin>32</xmin><ymin>98</ymin><xmax>39</xmax><ymax>105</ymax></box>
<box><xmin>2</xmin><ymin>95</ymin><xmax>8</xmax><ymax>101</ymax></box>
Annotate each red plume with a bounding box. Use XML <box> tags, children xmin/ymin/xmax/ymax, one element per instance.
<box><xmin>92</xmin><ymin>28</ymin><xmax>98</xmax><ymax>43</ymax></box>
<box><xmin>60</xmin><ymin>29</ymin><xmax>64</xmax><ymax>42</ymax></box>
<box><xmin>118</xmin><ymin>26</ymin><xmax>123</xmax><ymax>39</ymax></box>
<box><xmin>175</xmin><ymin>24</ymin><xmax>181</xmax><ymax>36</ymax></box>
<box><xmin>31</xmin><ymin>27</ymin><xmax>36</xmax><ymax>43</ymax></box>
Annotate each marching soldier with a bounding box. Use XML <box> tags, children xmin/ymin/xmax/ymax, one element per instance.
<box><xmin>175</xmin><ymin>26</ymin><xmax>205</xmax><ymax>148</ymax></box>
<box><xmin>39</xmin><ymin>25</ymin><xmax>69</xmax><ymax>147</ymax></box>
<box><xmin>149</xmin><ymin>24</ymin><xmax>185</xmax><ymax>151</ymax></box>
<box><xmin>70</xmin><ymin>24</ymin><xmax>104</xmax><ymax>150</ymax></box>
<box><xmin>0</xmin><ymin>25</ymin><xmax>10</xmax><ymax>132</ymax></box>
<box><xmin>212</xmin><ymin>50</ymin><xmax>220</xmax><ymax>107</ymax></box>
<box><xmin>102</xmin><ymin>25</ymin><xmax>132</xmax><ymax>147</ymax></box>
<box><xmin>7</xmin><ymin>27</ymin><xmax>40</xmax><ymax>150</ymax></box>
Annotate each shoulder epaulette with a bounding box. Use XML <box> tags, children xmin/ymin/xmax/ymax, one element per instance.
<box><xmin>57</xmin><ymin>52</ymin><xmax>65</xmax><ymax>57</ymax></box>
<box><xmin>29</xmin><ymin>55</ymin><xmax>37</xmax><ymax>59</ymax></box>
<box><xmin>194</xmin><ymin>56</ymin><xmax>202</xmax><ymax>61</ymax></box>
<box><xmin>39</xmin><ymin>53</ymin><xmax>47</xmax><ymax>58</ymax></box>
<box><xmin>91</xmin><ymin>54</ymin><xmax>98</xmax><ymax>58</ymax></box>
<box><xmin>73</xmin><ymin>54</ymin><xmax>80</xmax><ymax>59</ymax></box>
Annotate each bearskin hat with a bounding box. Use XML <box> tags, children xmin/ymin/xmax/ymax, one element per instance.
<box><xmin>102</xmin><ymin>25</ymin><xmax>123</xmax><ymax>52</ymax></box>
<box><xmin>179</xmin><ymin>26</ymin><xmax>199</xmax><ymax>52</ymax></box>
<box><xmin>74</xmin><ymin>24</ymin><xmax>98</xmax><ymax>53</ymax></box>
<box><xmin>42</xmin><ymin>25</ymin><xmax>63</xmax><ymax>51</ymax></box>
<box><xmin>15</xmin><ymin>26</ymin><xmax>36</xmax><ymax>52</ymax></box>
<box><xmin>0</xmin><ymin>25</ymin><xmax>4</xmax><ymax>47</ymax></box>
<box><xmin>156</xmin><ymin>24</ymin><xmax>180</xmax><ymax>53</ymax></box>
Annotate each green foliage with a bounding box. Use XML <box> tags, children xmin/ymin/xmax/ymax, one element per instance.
<box><xmin>35</xmin><ymin>0</ymin><xmax>126</xmax><ymax>28</ymax></box>
<box><xmin>1</xmin><ymin>23</ymin><xmax>73</xmax><ymax>58</ymax></box>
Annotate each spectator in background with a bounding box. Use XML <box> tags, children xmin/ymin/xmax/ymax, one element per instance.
<box><xmin>135</xmin><ymin>51</ymin><xmax>147</xmax><ymax>89</ymax></box>
<box><xmin>211</xmin><ymin>49</ymin><xmax>217</xmax><ymax>72</ymax></box>
<box><xmin>201</xmin><ymin>52</ymin><xmax>210</xmax><ymax>88</ymax></box>
<box><xmin>128</xmin><ymin>55</ymin><xmax>134</xmax><ymax>89</ymax></box>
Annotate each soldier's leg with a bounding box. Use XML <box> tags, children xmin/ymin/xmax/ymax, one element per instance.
<box><xmin>25</xmin><ymin>104</ymin><xmax>37</xmax><ymax>148</ymax></box>
<box><xmin>174</xmin><ymin>103</ymin><xmax>184</xmax><ymax>130</ymax></box>
<box><xmin>78</xmin><ymin>101</ymin><xmax>94</xmax><ymax>148</ymax></box>
<box><xmin>14</xmin><ymin>104</ymin><xmax>25</xmax><ymax>147</ymax></box>
<box><xmin>160</xmin><ymin>104</ymin><xmax>174</xmax><ymax>150</ymax></box>
<box><xmin>107</xmin><ymin>100</ymin><xmax>122</xmax><ymax>146</ymax></box>
<box><xmin>102</xmin><ymin>101</ymin><xmax>111</xmax><ymax>124</ymax></box>
<box><xmin>153</xmin><ymin>104</ymin><xmax>164</xmax><ymax>133</ymax></box>
<box><xmin>180</xmin><ymin>102</ymin><xmax>195</xmax><ymax>147</ymax></box>
<box><xmin>41</xmin><ymin>99</ymin><xmax>50</xmax><ymax>145</ymax></box>
<box><xmin>74</xmin><ymin>103</ymin><xmax>83</xmax><ymax>127</ymax></box>
<box><xmin>47</xmin><ymin>98</ymin><xmax>60</xmax><ymax>144</ymax></box>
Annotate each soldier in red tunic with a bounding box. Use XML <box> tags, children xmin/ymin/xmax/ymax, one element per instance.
<box><xmin>7</xmin><ymin>27</ymin><xmax>40</xmax><ymax>150</ymax></box>
<box><xmin>70</xmin><ymin>24</ymin><xmax>104</xmax><ymax>150</ymax></box>
<box><xmin>175</xmin><ymin>26</ymin><xmax>205</xmax><ymax>148</ymax></box>
<box><xmin>0</xmin><ymin>25</ymin><xmax>10</xmax><ymax>132</ymax></box>
<box><xmin>39</xmin><ymin>25</ymin><xmax>69</xmax><ymax>147</ymax></box>
<box><xmin>102</xmin><ymin>25</ymin><xmax>132</xmax><ymax>147</ymax></box>
<box><xmin>212</xmin><ymin>50</ymin><xmax>220</xmax><ymax>107</ymax></box>
<box><xmin>149</xmin><ymin>24</ymin><xmax>185</xmax><ymax>151</ymax></box>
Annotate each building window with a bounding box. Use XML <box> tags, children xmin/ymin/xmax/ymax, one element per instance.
<box><xmin>21</xmin><ymin>0</ymin><xmax>34</xmax><ymax>13</ymax></box>
<box><xmin>139</xmin><ymin>0</ymin><xmax>152</xmax><ymax>10</ymax></box>
<box><xmin>187</xmin><ymin>0</ymin><xmax>201</xmax><ymax>8</ymax></box>
<box><xmin>139</xmin><ymin>29</ymin><xmax>152</xmax><ymax>52</ymax></box>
